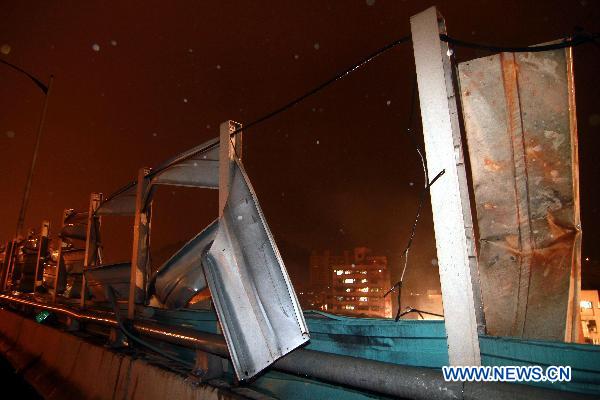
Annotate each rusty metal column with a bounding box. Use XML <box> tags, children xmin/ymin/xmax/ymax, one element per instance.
<box><xmin>32</xmin><ymin>220</ymin><xmax>50</xmax><ymax>296</ymax></box>
<box><xmin>219</xmin><ymin>120</ymin><xmax>242</xmax><ymax>215</ymax></box>
<box><xmin>80</xmin><ymin>193</ymin><xmax>102</xmax><ymax>308</ymax></box>
<box><xmin>52</xmin><ymin>209</ymin><xmax>69</xmax><ymax>302</ymax></box>
<box><xmin>410</xmin><ymin>6</ymin><xmax>482</xmax><ymax>365</ymax></box>
<box><xmin>128</xmin><ymin>168</ymin><xmax>151</xmax><ymax>319</ymax></box>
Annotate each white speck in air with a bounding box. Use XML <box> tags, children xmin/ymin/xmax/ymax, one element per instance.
<box><xmin>1</xmin><ymin>44</ymin><xmax>11</xmax><ymax>55</ymax></box>
<box><xmin>237</xmin><ymin>215</ymin><xmax>243</xmax><ymax>221</ymax></box>
<box><xmin>183</xmin><ymin>98</ymin><xmax>188</xmax><ymax>103</ymax></box>
<box><xmin>5</xmin><ymin>130</ymin><xmax>15</xmax><ymax>138</ymax></box>
<box><xmin>386</xmin><ymin>100</ymin><xmax>391</xmax><ymax>106</ymax></box>
<box><xmin>110</xmin><ymin>40</ymin><xmax>117</xmax><ymax>46</ymax></box>
<box><xmin>294</xmin><ymin>54</ymin><xmax>299</xmax><ymax>60</ymax></box>
<box><xmin>216</xmin><ymin>64</ymin><xmax>221</xmax><ymax>70</ymax></box>
<box><xmin>316</xmin><ymin>140</ymin><xmax>320</xmax><ymax>145</ymax></box>
<box><xmin>313</xmin><ymin>42</ymin><xmax>320</xmax><ymax>50</ymax></box>
<box><xmin>152</xmin><ymin>132</ymin><xmax>157</xmax><ymax>137</ymax></box>
<box><xmin>92</xmin><ymin>43</ymin><xmax>100</xmax><ymax>52</ymax></box>
<box><xmin>366</xmin><ymin>0</ymin><xmax>375</xmax><ymax>6</ymax></box>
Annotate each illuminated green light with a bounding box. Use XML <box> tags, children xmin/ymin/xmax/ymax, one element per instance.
<box><xmin>35</xmin><ymin>310</ymin><xmax>50</xmax><ymax>323</ymax></box>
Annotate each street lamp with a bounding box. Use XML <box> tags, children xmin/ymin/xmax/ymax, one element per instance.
<box><xmin>0</xmin><ymin>58</ymin><xmax>54</xmax><ymax>238</ymax></box>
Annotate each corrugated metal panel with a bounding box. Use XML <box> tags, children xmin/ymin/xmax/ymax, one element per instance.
<box><xmin>458</xmin><ymin>47</ymin><xmax>581</xmax><ymax>341</ymax></box>
<box><xmin>203</xmin><ymin>158</ymin><xmax>309</xmax><ymax>380</ymax></box>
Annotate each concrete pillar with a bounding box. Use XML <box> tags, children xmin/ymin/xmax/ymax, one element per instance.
<box><xmin>410</xmin><ymin>6</ymin><xmax>483</xmax><ymax>365</ymax></box>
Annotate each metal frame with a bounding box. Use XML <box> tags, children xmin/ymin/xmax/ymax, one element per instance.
<box><xmin>128</xmin><ymin>168</ymin><xmax>151</xmax><ymax>319</ymax></box>
<box><xmin>410</xmin><ymin>6</ymin><xmax>483</xmax><ymax>365</ymax></box>
<box><xmin>32</xmin><ymin>219</ymin><xmax>50</xmax><ymax>296</ymax></box>
<box><xmin>51</xmin><ymin>209</ymin><xmax>69</xmax><ymax>302</ymax></box>
<box><xmin>80</xmin><ymin>193</ymin><xmax>103</xmax><ymax>308</ymax></box>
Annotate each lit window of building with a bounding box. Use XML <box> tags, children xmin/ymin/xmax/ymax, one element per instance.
<box><xmin>359</xmin><ymin>297</ymin><xmax>368</xmax><ymax>302</ymax></box>
<box><xmin>344</xmin><ymin>278</ymin><xmax>355</xmax><ymax>284</ymax></box>
<box><xmin>359</xmin><ymin>287</ymin><xmax>369</xmax><ymax>293</ymax></box>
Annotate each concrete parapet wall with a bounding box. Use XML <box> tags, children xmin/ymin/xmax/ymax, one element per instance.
<box><xmin>0</xmin><ymin>309</ymin><xmax>238</xmax><ymax>400</ymax></box>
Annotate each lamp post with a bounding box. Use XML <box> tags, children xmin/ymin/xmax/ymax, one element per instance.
<box><xmin>0</xmin><ymin>59</ymin><xmax>53</xmax><ymax>238</ymax></box>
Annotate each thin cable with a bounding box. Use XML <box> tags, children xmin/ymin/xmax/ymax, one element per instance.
<box><xmin>227</xmin><ymin>35</ymin><xmax>412</xmax><ymax>138</ymax></box>
<box><xmin>0</xmin><ymin>58</ymin><xmax>49</xmax><ymax>93</ymax></box>
<box><xmin>440</xmin><ymin>32</ymin><xmax>599</xmax><ymax>53</ymax></box>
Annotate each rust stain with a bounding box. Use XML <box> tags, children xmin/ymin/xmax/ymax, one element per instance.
<box><xmin>483</xmin><ymin>202</ymin><xmax>497</xmax><ymax>210</ymax></box>
<box><xmin>484</xmin><ymin>158</ymin><xmax>502</xmax><ymax>171</ymax></box>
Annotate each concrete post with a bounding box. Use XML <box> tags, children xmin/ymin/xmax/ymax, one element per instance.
<box><xmin>410</xmin><ymin>6</ymin><xmax>483</xmax><ymax>365</ymax></box>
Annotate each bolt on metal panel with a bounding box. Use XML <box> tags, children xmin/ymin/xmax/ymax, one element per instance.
<box><xmin>458</xmin><ymin>47</ymin><xmax>581</xmax><ymax>341</ymax></box>
<box><xmin>203</xmin><ymin>158</ymin><xmax>309</xmax><ymax>380</ymax></box>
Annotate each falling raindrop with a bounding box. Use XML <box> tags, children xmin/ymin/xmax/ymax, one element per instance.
<box><xmin>92</xmin><ymin>43</ymin><xmax>100</xmax><ymax>52</ymax></box>
<box><xmin>110</xmin><ymin>40</ymin><xmax>117</xmax><ymax>46</ymax></box>
<box><xmin>386</xmin><ymin>100</ymin><xmax>391</xmax><ymax>106</ymax></box>
<box><xmin>5</xmin><ymin>130</ymin><xmax>15</xmax><ymax>139</ymax></box>
<box><xmin>183</xmin><ymin>98</ymin><xmax>188</xmax><ymax>103</ymax></box>
<box><xmin>216</xmin><ymin>64</ymin><xmax>221</xmax><ymax>70</ymax></box>
<box><xmin>293</xmin><ymin>54</ymin><xmax>299</xmax><ymax>60</ymax></box>
<box><xmin>1</xmin><ymin>44</ymin><xmax>11</xmax><ymax>55</ymax></box>
<box><xmin>366</xmin><ymin>0</ymin><xmax>375</xmax><ymax>5</ymax></box>
<box><xmin>152</xmin><ymin>132</ymin><xmax>158</xmax><ymax>137</ymax></box>
<box><xmin>188</xmin><ymin>48</ymin><xmax>193</xmax><ymax>53</ymax></box>
<box><xmin>313</xmin><ymin>42</ymin><xmax>320</xmax><ymax>50</ymax></box>
<box><xmin>316</xmin><ymin>140</ymin><xmax>320</xmax><ymax>145</ymax></box>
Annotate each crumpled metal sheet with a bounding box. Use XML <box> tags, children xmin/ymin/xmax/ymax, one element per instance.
<box><xmin>151</xmin><ymin>220</ymin><xmax>218</xmax><ymax>308</ymax></box>
<box><xmin>85</xmin><ymin>262</ymin><xmax>131</xmax><ymax>301</ymax></box>
<box><xmin>95</xmin><ymin>138</ymin><xmax>220</xmax><ymax>216</ymax></box>
<box><xmin>150</xmin><ymin>138</ymin><xmax>219</xmax><ymax>189</ymax></box>
<box><xmin>458</xmin><ymin>48</ymin><xmax>581</xmax><ymax>341</ymax></box>
<box><xmin>203</xmin><ymin>159</ymin><xmax>309</xmax><ymax>380</ymax></box>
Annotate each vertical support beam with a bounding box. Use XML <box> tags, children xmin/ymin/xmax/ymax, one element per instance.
<box><xmin>32</xmin><ymin>220</ymin><xmax>50</xmax><ymax>295</ymax></box>
<box><xmin>80</xmin><ymin>193</ymin><xmax>102</xmax><ymax>308</ymax></box>
<box><xmin>565</xmin><ymin>46</ymin><xmax>581</xmax><ymax>343</ymax></box>
<box><xmin>218</xmin><ymin>120</ymin><xmax>242</xmax><ymax>338</ymax></box>
<box><xmin>5</xmin><ymin>239</ymin><xmax>18</xmax><ymax>291</ymax></box>
<box><xmin>52</xmin><ymin>209</ymin><xmax>69</xmax><ymax>302</ymax></box>
<box><xmin>128</xmin><ymin>168</ymin><xmax>151</xmax><ymax>320</ymax></box>
<box><xmin>219</xmin><ymin>120</ymin><xmax>243</xmax><ymax>216</ymax></box>
<box><xmin>1</xmin><ymin>241</ymin><xmax>15</xmax><ymax>291</ymax></box>
<box><xmin>411</xmin><ymin>6</ymin><xmax>482</xmax><ymax>365</ymax></box>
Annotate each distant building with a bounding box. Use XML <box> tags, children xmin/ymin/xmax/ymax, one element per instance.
<box><xmin>302</xmin><ymin>247</ymin><xmax>392</xmax><ymax>318</ymax></box>
<box><xmin>580</xmin><ymin>290</ymin><xmax>600</xmax><ymax>345</ymax></box>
